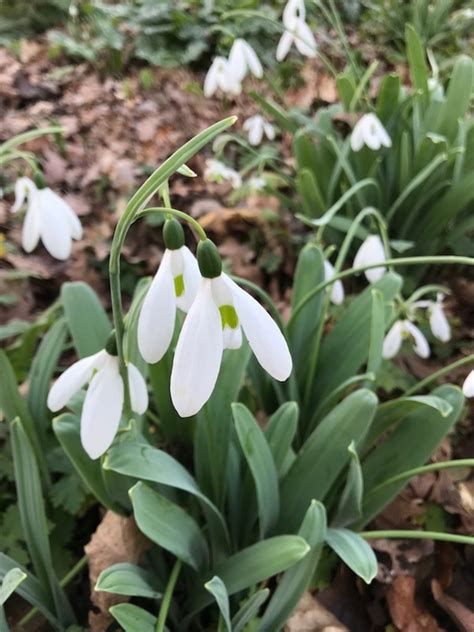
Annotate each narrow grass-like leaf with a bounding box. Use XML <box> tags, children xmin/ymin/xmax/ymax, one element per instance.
<box><xmin>367</xmin><ymin>289</ymin><xmax>385</xmax><ymax>378</ymax></box>
<box><xmin>96</xmin><ymin>563</ymin><xmax>161</xmax><ymax>599</ymax></box>
<box><xmin>326</xmin><ymin>528</ymin><xmax>377</xmax><ymax>584</ymax></box>
<box><xmin>61</xmin><ymin>282</ymin><xmax>111</xmax><ymax>357</ymax></box>
<box><xmin>233</xmin><ymin>403</ymin><xmax>280</xmax><ymax>536</ymax></box>
<box><xmin>332</xmin><ymin>443</ymin><xmax>363</xmax><ymax>527</ymax></box>
<box><xmin>130</xmin><ymin>482</ymin><xmax>209</xmax><ymax>572</ymax></box>
<box><xmin>232</xmin><ymin>589</ymin><xmax>270</xmax><ymax>632</ymax></box>
<box><xmin>405</xmin><ymin>24</ymin><xmax>429</xmax><ymax>105</ymax></box>
<box><xmin>204</xmin><ymin>576</ymin><xmax>231</xmax><ymax>632</ymax></box>
<box><xmin>264</xmin><ymin>402</ymin><xmax>298</xmax><ymax>477</ymax></box>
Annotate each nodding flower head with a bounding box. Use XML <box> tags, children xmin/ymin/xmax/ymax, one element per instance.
<box><xmin>350</xmin><ymin>114</ymin><xmax>392</xmax><ymax>152</ymax></box>
<box><xmin>353</xmin><ymin>234</ymin><xmax>387</xmax><ymax>283</ymax></box>
<box><xmin>382</xmin><ymin>319</ymin><xmax>430</xmax><ymax>360</ymax></box>
<box><xmin>204</xmin><ymin>56</ymin><xmax>242</xmax><ymax>97</ymax></box>
<box><xmin>243</xmin><ymin>115</ymin><xmax>275</xmax><ymax>146</ymax></box>
<box><xmin>276</xmin><ymin>0</ymin><xmax>317</xmax><ymax>61</ymax></box>
<box><xmin>228</xmin><ymin>39</ymin><xmax>263</xmax><ymax>83</ymax></box>
<box><xmin>462</xmin><ymin>370</ymin><xmax>474</xmax><ymax>398</ymax></box>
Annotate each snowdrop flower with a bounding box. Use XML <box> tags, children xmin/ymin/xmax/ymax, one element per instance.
<box><xmin>11</xmin><ymin>177</ymin><xmax>82</xmax><ymax>260</ymax></box>
<box><xmin>248</xmin><ymin>175</ymin><xmax>266</xmax><ymax>190</ymax></box>
<box><xmin>276</xmin><ymin>0</ymin><xmax>317</xmax><ymax>61</ymax></box>
<box><xmin>204</xmin><ymin>159</ymin><xmax>242</xmax><ymax>189</ymax></box>
<box><xmin>350</xmin><ymin>114</ymin><xmax>392</xmax><ymax>152</ymax></box>
<box><xmin>243</xmin><ymin>115</ymin><xmax>275</xmax><ymax>146</ymax></box>
<box><xmin>462</xmin><ymin>370</ymin><xmax>474</xmax><ymax>397</ymax></box>
<box><xmin>353</xmin><ymin>234</ymin><xmax>387</xmax><ymax>283</ymax></box>
<box><xmin>170</xmin><ymin>240</ymin><xmax>292</xmax><ymax>417</ymax></box>
<box><xmin>323</xmin><ymin>259</ymin><xmax>344</xmax><ymax>305</ymax></box>
<box><xmin>138</xmin><ymin>218</ymin><xmax>200</xmax><ymax>364</ymax></box>
<box><xmin>228</xmin><ymin>39</ymin><xmax>263</xmax><ymax>82</ymax></box>
<box><xmin>411</xmin><ymin>293</ymin><xmax>451</xmax><ymax>342</ymax></box>
<box><xmin>47</xmin><ymin>344</ymin><xmax>148</xmax><ymax>459</ymax></box>
<box><xmin>383</xmin><ymin>319</ymin><xmax>430</xmax><ymax>359</ymax></box>
<box><xmin>204</xmin><ymin>56</ymin><xmax>241</xmax><ymax>97</ymax></box>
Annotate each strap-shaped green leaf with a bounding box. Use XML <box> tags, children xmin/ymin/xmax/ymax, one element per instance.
<box><xmin>326</xmin><ymin>528</ymin><xmax>377</xmax><ymax>584</ymax></box>
<box><xmin>96</xmin><ymin>563</ymin><xmax>161</xmax><ymax>599</ymax></box>
<box><xmin>332</xmin><ymin>443</ymin><xmax>363</xmax><ymax>528</ymax></box>
<box><xmin>233</xmin><ymin>403</ymin><xmax>280</xmax><ymax>537</ymax></box>
<box><xmin>232</xmin><ymin>589</ymin><xmax>269</xmax><ymax>632</ymax></box>
<box><xmin>204</xmin><ymin>576</ymin><xmax>231</xmax><ymax>632</ymax></box>
<box><xmin>0</xmin><ymin>568</ymin><xmax>27</xmax><ymax>605</ymax></box>
<box><xmin>61</xmin><ymin>282</ymin><xmax>111</xmax><ymax>358</ymax></box>
<box><xmin>130</xmin><ymin>482</ymin><xmax>209</xmax><ymax>572</ymax></box>
<box><xmin>367</xmin><ymin>289</ymin><xmax>385</xmax><ymax>378</ymax></box>
<box><xmin>264</xmin><ymin>402</ymin><xmax>298</xmax><ymax>477</ymax></box>
<box><xmin>109</xmin><ymin>603</ymin><xmax>156</xmax><ymax>632</ymax></box>
<box><xmin>405</xmin><ymin>24</ymin><xmax>429</xmax><ymax>105</ymax></box>
<box><xmin>280</xmin><ymin>389</ymin><xmax>377</xmax><ymax>531</ymax></box>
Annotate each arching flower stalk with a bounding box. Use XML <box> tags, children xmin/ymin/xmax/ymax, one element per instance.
<box><xmin>11</xmin><ymin>177</ymin><xmax>82</xmax><ymax>260</ymax></box>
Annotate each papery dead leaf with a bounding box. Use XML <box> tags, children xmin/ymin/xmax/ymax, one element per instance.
<box><xmin>285</xmin><ymin>592</ymin><xmax>348</xmax><ymax>632</ymax></box>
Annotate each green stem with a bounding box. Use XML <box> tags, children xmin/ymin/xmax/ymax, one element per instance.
<box><xmin>136</xmin><ymin>207</ymin><xmax>207</xmax><ymax>241</ymax></box>
<box><xmin>156</xmin><ymin>559</ymin><xmax>182</xmax><ymax>632</ymax></box>
<box><xmin>19</xmin><ymin>555</ymin><xmax>88</xmax><ymax>627</ymax></box>
<box><xmin>404</xmin><ymin>354</ymin><xmax>474</xmax><ymax>396</ymax></box>
<box><xmin>290</xmin><ymin>255</ymin><xmax>474</xmax><ymax>324</ymax></box>
<box><xmin>360</xmin><ymin>530</ymin><xmax>474</xmax><ymax>546</ymax></box>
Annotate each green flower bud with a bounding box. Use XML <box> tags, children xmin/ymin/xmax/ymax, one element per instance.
<box><xmin>197</xmin><ymin>239</ymin><xmax>222</xmax><ymax>278</ymax></box>
<box><xmin>163</xmin><ymin>217</ymin><xmax>185</xmax><ymax>250</ymax></box>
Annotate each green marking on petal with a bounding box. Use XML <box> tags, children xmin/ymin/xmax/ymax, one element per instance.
<box><xmin>219</xmin><ymin>304</ymin><xmax>239</xmax><ymax>329</ymax></box>
<box><xmin>174</xmin><ymin>274</ymin><xmax>185</xmax><ymax>297</ymax></box>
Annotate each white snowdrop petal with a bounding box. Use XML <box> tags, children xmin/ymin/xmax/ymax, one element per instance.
<box><xmin>38</xmin><ymin>194</ymin><xmax>73</xmax><ymax>260</ymax></box>
<box><xmin>276</xmin><ymin>31</ymin><xmax>294</xmax><ymax>61</ymax></box>
<box><xmin>264</xmin><ymin>120</ymin><xmax>276</xmax><ymax>140</ymax></box>
<box><xmin>242</xmin><ymin>41</ymin><xmax>263</xmax><ymax>78</ymax></box>
<box><xmin>204</xmin><ymin>59</ymin><xmax>220</xmax><ymax>97</ymax></box>
<box><xmin>21</xmin><ymin>203</ymin><xmax>41</xmax><ymax>253</ymax></box>
<box><xmin>80</xmin><ymin>359</ymin><xmax>124</xmax><ymax>460</ymax></box>
<box><xmin>294</xmin><ymin>20</ymin><xmax>317</xmax><ymax>57</ymax></box>
<box><xmin>228</xmin><ymin>40</ymin><xmax>247</xmax><ymax>82</ymax></box>
<box><xmin>12</xmin><ymin>178</ymin><xmax>37</xmax><ymax>214</ymax></box>
<box><xmin>462</xmin><ymin>370</ymin><xmax>474</xmax><ymax>398</ymax></box>
<box><xmin>128</xmin><ymin>363</ymin><xmax>149</xmax><ymax>414</ymax></box>
<box><xmin>405</xmin><ymin>321</ymin><xmax>430</xmax><ymax>359</ymax></box>
<box><xmin>248</xmin><ymin>119</ymin><xmax>263</xmax><ymax>146</ymax></box>
<box><xmin>350</xmin><ymin>124</ymin><xmax>365</xmax><ymax>152</ymax></box>
<box><xmin>228</xmin><ymin>276</ymin><xmax>292</xmax><ymax>381</ymax></box>
<box><xmin>323</xmin><ymin>259</ymin><xmax>344</xmax><ymax>305</ymax></box>
<box><xmin>429</xmin><ymin>304</ymin><xmax>451</xmax><ymax>342</ymax></box>
<box><xmin>138</xmin><ymin>251</ymin><xmax>176</xmax><ymax>364</ymax></box>
<box><xmin>354</xmin><ymin>235</ymin><xmax>386</xmax><ymax>284</ymax></box>
<box><xmin>47</xmin><ymin>350</ymin><xmax>106</xmax><ymax>412</ymax></box>
<box><xmin>382</xmin><ymin>321</ymin><xmax>403</xmax><ymax>359</ymax></box>
<box><xmin>171</xmin><ymin>280</ymin><xmax>223</xmax><ymax>417</ymax></box>
<box><xmin>176</xmin><ymin>246</ymin><xmax>201</xmax><ymax>312</ymax></box>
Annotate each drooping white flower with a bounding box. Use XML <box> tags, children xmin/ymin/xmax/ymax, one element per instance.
<box><xmin>47</xmin><ymin>349</ymin><xmax>148</xmax><ymax>459</ymax></box>
<box><xmin>248</xmin><ymin>175</ymin><xmax>266</xmax><ymax>190</ymax></box>
<box><xmin>353</xmin><ymin>234</ymin><xmax>387</xmax><ymax>283</ymax></box>
<box><xmin>243</xmin><ymin>115</ymin><xmax>275</xmax><ymax>146</ymax></box>
<box><xmin>11</xmin><ymin>177</ymin><xmax>82</xmax><ymax>260</ymax></box>
<box><xmin>382</xmin><ymin>320</ymin><xmax>430</xmax><ymax>359</ymax></box>
<box><xmin>228</xmin><ymin>39</ymin><xmax>263</xmax><ymax>83</ymax></box>
<box><xmin>462</xmin><ymin>370</ymin><xmax>474</xmax><ymax>397</ymax></box>
<box><xmin>323</xmin><ymin>259</ymin><xmax>344</xmax><ymax>305</ymax></box>
<box><xmin>411</xmin><ymin>293</ymin><xmax>451</xmax><ymax>343</ymax></box>
<box><xmin>204</xmin><ymin>159</ymin><xmax>242</xmax><ymax>189</ymax></box>
<box><xmin>170</xmin><ymin>269</ymin><xmax>292</xmax><ymax>418</ymax></box>
<box><xmin>204</xmin><ymin>56</ymin><xmax>241</xmax><ymax>97</ymax></box>
<box><xmin>276</xmin><ymin>0</ymin><xmax>317</xmax><ymax>61</ymax></box>
<box><xmin>350</xmin><ymin>113</ymin><xmax>392</xmax><ymax>152</ymax></box>
<box><xmin>138</xmin><ymin>246</ymin><xmax>200</xmax><ymax>364</ymax></box>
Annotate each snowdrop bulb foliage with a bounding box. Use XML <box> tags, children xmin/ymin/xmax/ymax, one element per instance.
<box><xmin>138</xmin><ymin>218</ymin><xmax>200</xmax><ymax>364</ymax></box>
<box><xmin>243</xmin><ymin>115</ymin><xmax>275</xmax><ymax>146</ymax></box>
<box><xmin>276</xmin><ymin>0</ymin><xmax>316</xmax><ymax>61</ymax></box>
<box><xmin>204</xmin><ymin>56</ymin><xmax>241</xmax><ymax>97</ymax></box>
<box><xmin>323</xmin><ymin>259</ymin><xmax>344</xmax><ymax>305</ymax></box>
<box><xmin>228</xmin><ymin>39</ymin><xmax>263</xmax><ymax>82</ymax></box>
<box><xmin>11</xmin><ymin>177</ymin><xmax>82</xmax><ymax>260</ymax></box>
<box><xmin>204</xmin><ymin>159</ymin><xmax>242</xmax><ymax>189</ymax></box>
<box><xmin>170</xmin><ymin>240</ymin><xmax>292</xmax><ymax>417</ymax></box>
<box><xmin>350</xmin><ymin>114</ymin><xmax>392</xmax><ymax>152</ymax></box>
<box><xmin>353</xmin><ymin>234</ymin><xmax>387</xmax><ymax>283</ymax></box>
<box><xmin>47</xmin><ymin>348</ymin><xmax>148</xmax><ymax>459</ymax></box>
<box><xmin>382</xmin><ymin>320</ymin><xmax>430</xmax><ymax>359</ymax></box>
<box><xmin>462</xmin><ymin>371</ymin><xmax>474</xmax><ymax>398</ymax></box>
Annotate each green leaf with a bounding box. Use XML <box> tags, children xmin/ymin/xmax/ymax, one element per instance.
<box><xmin>233</xmin><ymin>403</ymin><xmax>280</xmax><ymax>537</ymax></box>
<box><xmin>325</xmin><ymin>528</ymin><xmax>377</xmax><ymax>584</ymax></box>
<box><xmin>232</xmin><ymin>589</ymin><xmax>269</xmax><ymax>632</ymax></box>
<box><xmin>190</xmin><ymin>536</ymin><xmax>310</xmax><ymax>612</ymax></box>
<box><xmin>96</xmin><ymin>563</ymin><xmax>161</xmax><ymax>599</ymax></box>
<box><xmin>361</xmin><ymin>385</ymin><xmax>464</xmax><ymax>524</ymax></box>
<box><xmin>0</xmin><ymin>350</ymin><xmax>48</xmax><ymax>486</ymax></box>
<box><xmin>130</xmin><ymin>482</ymin><xmax>209</xmax><ymax>572</ymax></box>
<box><xmin>259</xmin><ymin>501</ymin><xmax>326</xmax><ymax>632</ymax></box>
<box><xmin>0</xmin><ymin>554</ymin><xmax>60</xmax><ymax>630</ymax></box>
<box><xmin>332</xmin><ymin>443</ymin><xmax>363</xmax><ymax>527</ymax></box>
<box><xmin>53</xmin><ymin>413</ymin><xmax>120</xmax><ymax>512</ymax></box>
<box><xmin>280</xmin><ymin>389</ymin><xmax>378</xmax><ymax>531</ymax></box>
<box><xmin>104</xmin><ymin>441</ymin><xmax>229</xmax><ymax>550</ymax></box>
<box><xmin>296</xmin><ymin>168</ymin><xmax>325</xmax><ymax>218</ymax></box>
<box><xmin>61</xmin><ymin>282</ymin><xmax>111</xmax><ymax>358</ymax></box>
<box><xmin>250</xmin><ymin>92</ymin><xmax>298</xmax><ymax>133</ymax></box>
<box><xmin>264</xmin><ymin>402</ymin><xmax>298</xmax><ymax>477</ymax></box>
<box><xmin>405</xmin><ymin>24</ymin><xmax>429</xmax><ymax>105</ymax></box>
<box><xmin>205</xmin><ymin>576</ymin><xmax>231</xmax><ymax>632</ymax></box>
<box><xmin>11</xmin><ymin>419</ymin><xmax>74</xmax><ymax>626</ymax></box>
<box><xmin>376</xmin><ymin>74</ymin><xmax>401</xmax><ymax>122</ymax></box>
<box><xmin>367</xmin><ymin>289</ymin><xmax>385</xmax><ymax>378</ymax></box>
<box><xmin>0</xmin><ymin>568</ymin><xmax>27</xmax><ymax>605</ymax></box>
<box><xmin>109</xmin><ymin>603</ymin><xmax>157</xmax><ymax>632</ymax></box>
<box><xmin>436</xmin><ymin>55</ymin><xmax>473</xmax><ymax>140</ymax></box>
<box><xmin>336</xmin><ymin>72</ymin><xmax>356</xmax><ymax>111</ymax></box>
<box><xmin>28</xmin><ymin>318</ymin><xmax>68</xmax><ymax>433</ymax></box>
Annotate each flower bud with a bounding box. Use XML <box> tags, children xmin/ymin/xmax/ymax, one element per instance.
<box><xmin>197</xmin><ymin>239</ymin><xmax>222</xmax><ymax>278</ymax></box>
<box><xmin>163</xmin><ymin>217</ymin><xmax>185</xmax><ymax>250</ymax></box>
